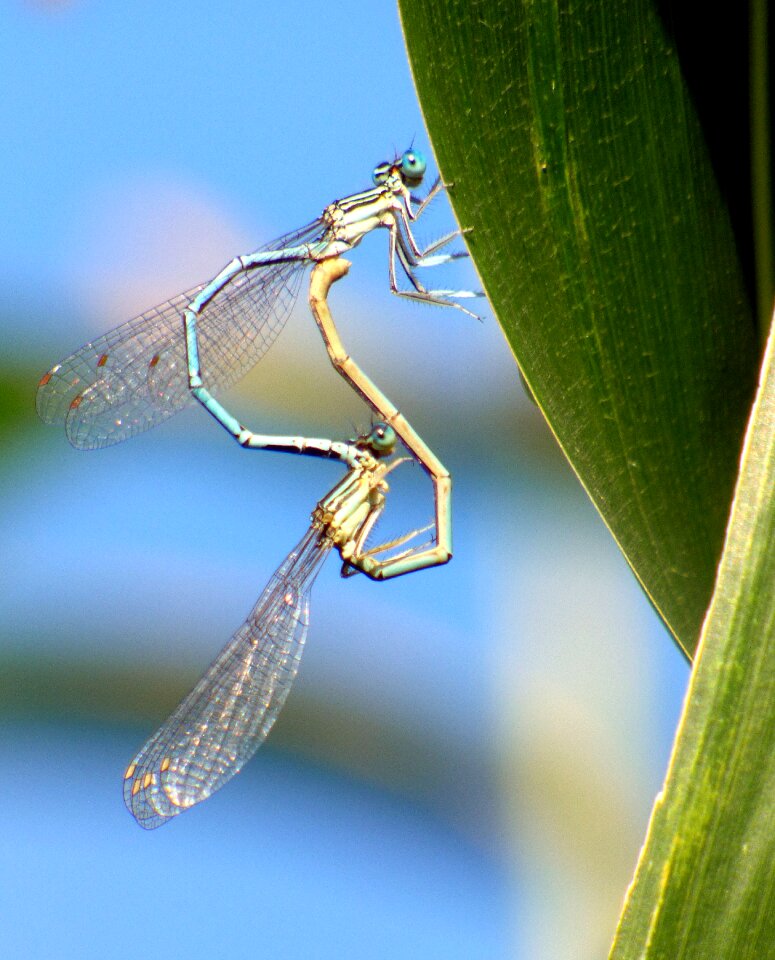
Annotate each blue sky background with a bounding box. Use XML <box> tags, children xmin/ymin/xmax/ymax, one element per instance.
<box><xmin>1</xmin><ymin>2</ymin><xmax>689</xmax><ymax>958</ymax></box>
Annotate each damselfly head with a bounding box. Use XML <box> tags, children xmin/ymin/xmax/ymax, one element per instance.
<box><xmin>372</xmin><ymin>148</ymin><xmax>426</xmax><ymax>188</ymax></box>
<box><xmin>353</xmin><ymin>422</ymin><xmax>397</xmax><ymax>456</ymax></box>
<box><xmin>368</xmin><ymin>422</ymin><xmax>397</xmax><ymax>455</ymax></box>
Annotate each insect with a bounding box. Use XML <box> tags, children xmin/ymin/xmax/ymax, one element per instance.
<box><xmin>37</xmin><ymin>149</ymin><xmax>480</xmax><ymax>450</ymax></box>
<box><xmin>123</xmin><ymin>423</ymin><xmax>447</xmax><ymax>828</ymax></box>
<box><xmin>35</xmin><ymin>151</ymin><xmax>469</xmax><ymax>827</ymax></box>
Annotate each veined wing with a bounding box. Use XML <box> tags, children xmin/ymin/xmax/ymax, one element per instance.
<box><xmin>124</xmin><ymin>525</ymin><xmax>331</xmax><ymax>830</ymax></box>
<box><xmin>37</xmin><ymin>218</ymin><xmax>327</xmax><ymax>449</ymax></box>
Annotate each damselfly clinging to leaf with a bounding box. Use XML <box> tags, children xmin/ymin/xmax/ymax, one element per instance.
<box><xmin>37</xmin><ymin>149</ymin><xmax>481</xmax><ymax>451</ymax></box>
<box><xmin>123</xmin><ymin>422</ymin><xmax>448</xmax><ymax>829</ymax></box>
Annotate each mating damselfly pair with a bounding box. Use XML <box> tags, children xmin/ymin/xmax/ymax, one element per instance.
<box><xmin>38</xmin><ymin>148</ymin><xmax>481</xmax><ymax>828</ymax></box>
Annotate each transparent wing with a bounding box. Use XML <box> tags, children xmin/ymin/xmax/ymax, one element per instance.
<box><xmin>37</xmin><ymin>218</ymin><xmax>327</xmax><ymax>449</ymax></box>
<box><xmin>123</xmin><ymin>526</ymin><xmax>331</xmax><ymax>830</ymax></box>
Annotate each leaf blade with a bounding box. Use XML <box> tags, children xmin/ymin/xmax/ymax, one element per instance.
<box><xmin>609</xmin><ymin>306</ymin><xmax>775</xmax><ymax>958</ymax></box>
<box><xmin>399</xmin><ymin>0</ymin><xmax>758</xmax><ymax>654</ymax></box>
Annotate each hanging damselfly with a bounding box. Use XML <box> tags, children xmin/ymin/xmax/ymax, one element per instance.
<box><xmin>123</xmin><ymin>422</ymin><xmax>447</xmax><ymax>828</ymax></box>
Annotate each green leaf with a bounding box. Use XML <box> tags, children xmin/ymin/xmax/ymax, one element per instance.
<box><xmin>398</xmin><ymin>0</ymin><xmax>758</xmax><ymax>656</ymax></box>
<box><xmin>608</xmin><ymin>306</ymin><xmax>775</xmax><ymax>958</ymax></box>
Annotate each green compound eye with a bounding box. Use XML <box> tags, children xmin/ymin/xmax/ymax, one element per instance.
<box><xmin>400</xmin><ymin>149</ymin><xmax>426</xmax><ymax>186</ymax></box>
<box><xmin>368</xmin><ymin>422</ymin><xmax>397</xmax><ymax>453</ymax></box>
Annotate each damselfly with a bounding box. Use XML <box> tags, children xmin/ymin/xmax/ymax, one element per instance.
<box><xmin>123</xmin><ymin>422</ymin><xmax>446</xmax><ymax>828</ymax></box>
<box><xmin>37</xmin><ymin>149</ymin><xmax>480</xmax><ymax>451</ymax></box>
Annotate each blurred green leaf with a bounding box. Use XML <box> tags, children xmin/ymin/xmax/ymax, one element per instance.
<box><xmin>609</xmin><ymin>305</ymin><xmax>775</xmax><ymax>958</ymax></box>
<box><xmin>398</xmin><ymin>0</ymin><xmax>758</xmax><ymax>656</ymax></box>
<box><xmin>0</xmin><ymin>365</ymin><xmax>36</xmax><ymax>438</ymax></box>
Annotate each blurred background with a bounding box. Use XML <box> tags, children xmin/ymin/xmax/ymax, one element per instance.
<box><xmin>1</xmin><ymin>2</ymin><xmax>689</xmax><ymax>957</ymax></box>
